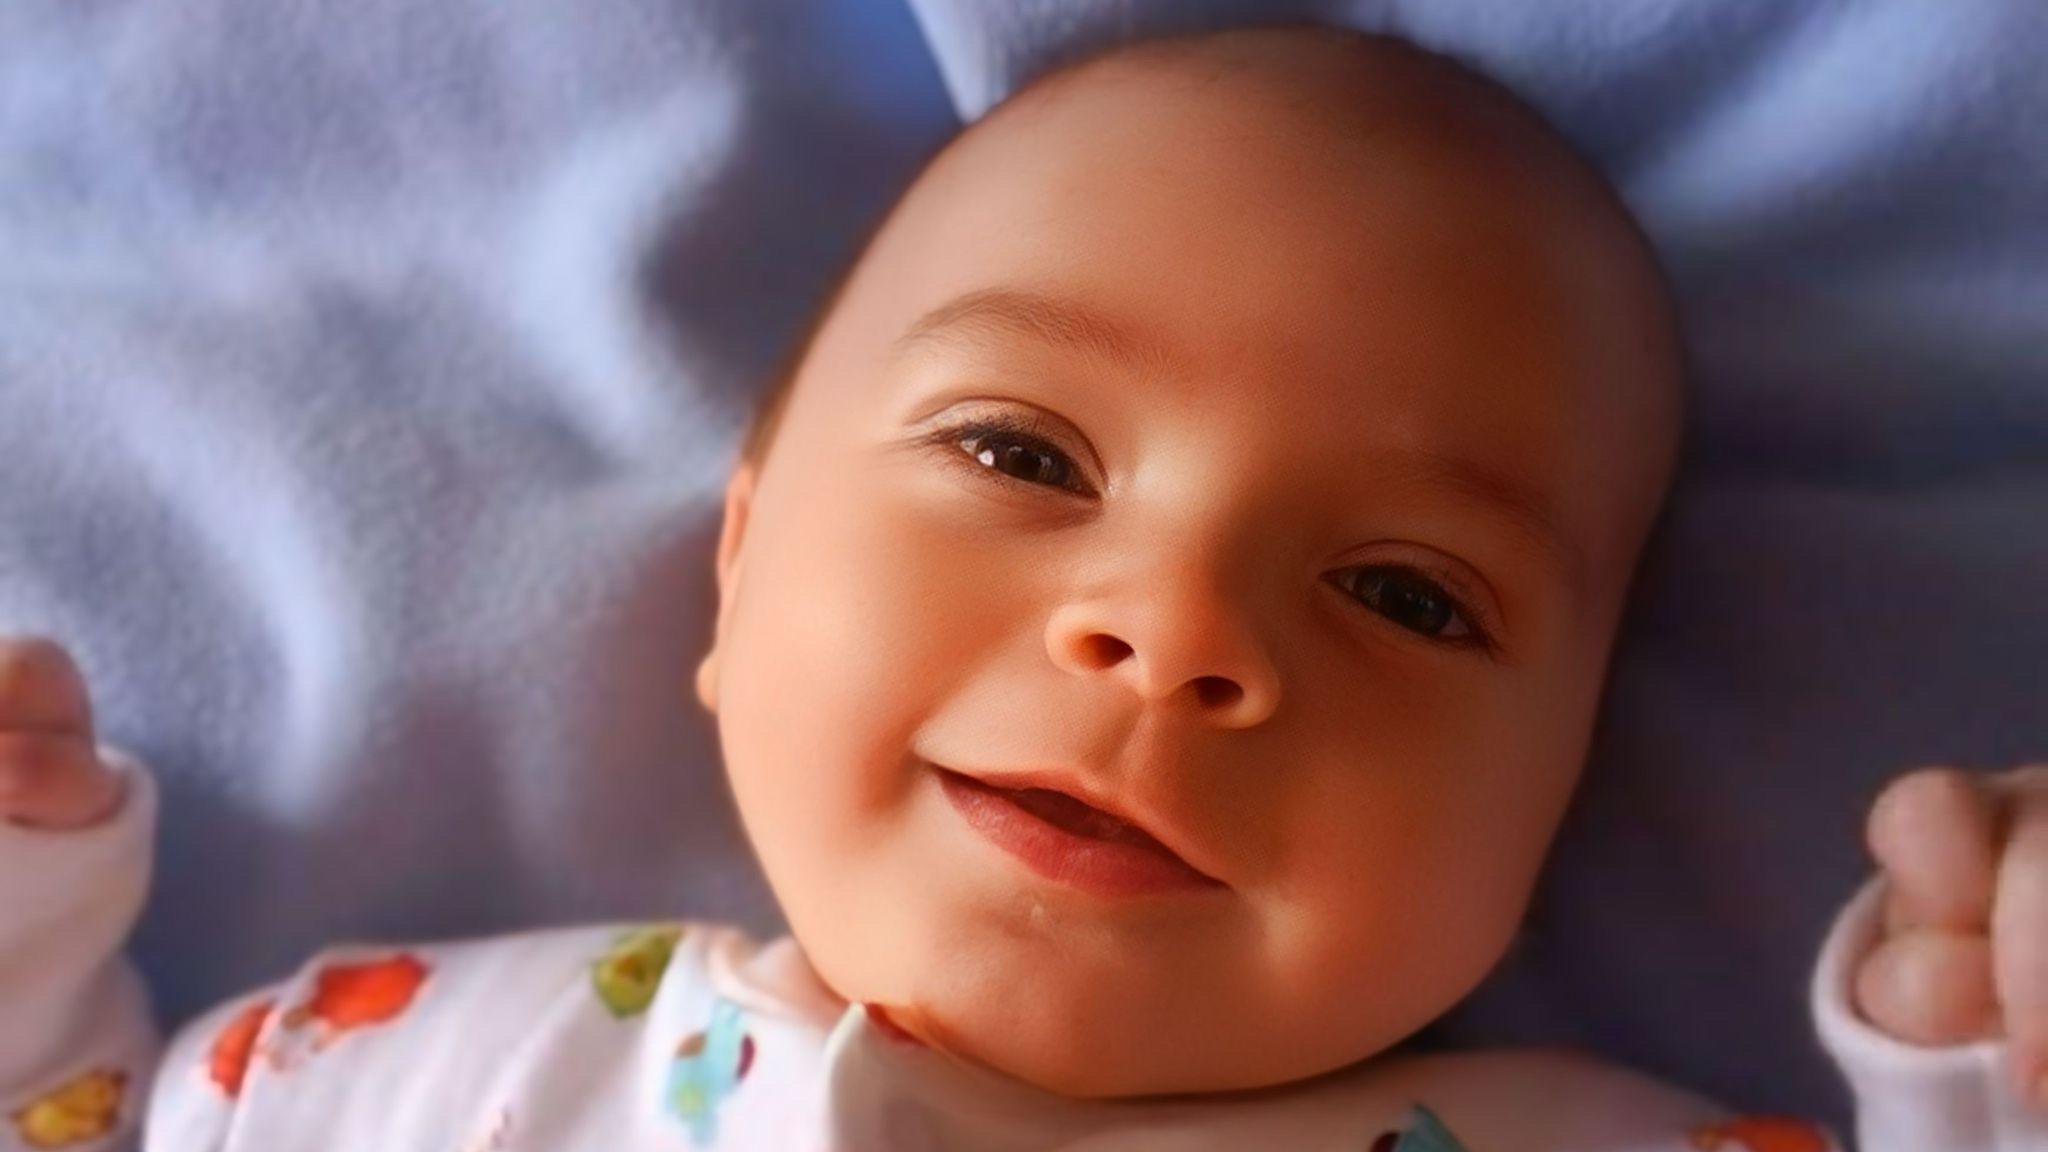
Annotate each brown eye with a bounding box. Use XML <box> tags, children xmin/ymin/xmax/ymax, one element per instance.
<box><xmin>952</xmin><ymin>424</ymin><xmax>1086</xmax><ymax>494</ymax></box>
<box><xmin>1333</xmin><ymin>565</ymin><xmax>1474</xmax><ymax>642</ymax></box>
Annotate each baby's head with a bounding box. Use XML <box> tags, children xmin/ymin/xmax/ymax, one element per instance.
<box><xmin>695</xmin><ymin>25</ymin><xmax>1681</xmax><ymax>1099</ymax></box>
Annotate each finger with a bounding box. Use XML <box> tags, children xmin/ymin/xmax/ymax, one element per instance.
<box><xmin>0</xmin><ymin>635</ymin><xmax>95</xmax><ymax>736</ymax></box>
<box><xmin>1853</xmin><ymin>928</ymin><xmax>2001</xmax><ymax>1045</ymax></box>
<box><xmin>0</xmin><ymin>730</ymin><xmax>121</xmax><ymax>830</ymax></box>
<box><xmin>1990</xmin><ymin>768</ymin><xmax>2048</xmax><ymax>1104</ymax></box>
<box><xmin>1867</xmin><ymin>767</ymin><xmax>2000</xmax><ymax>934</ymax></box>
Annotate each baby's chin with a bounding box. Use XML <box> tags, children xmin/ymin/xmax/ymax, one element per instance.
<box><xmin>864</xmin><ymin>990</ymin><xmax>1208</xmax><ymax>1098</ymax></box>
<box><xmin>895</xmin><ymin>990</ymin><xmax>1400</xmax><ymax>1101</ymax></box>
<box><xmin>777</xmin><ymin>804</ymin><xmax>1455</xmax><ymax>1098</ymax></box>
<box><xmin>818</xmin><ymin>936</ymin><xmax>1403</xmax><ymax>1100</ymax></box>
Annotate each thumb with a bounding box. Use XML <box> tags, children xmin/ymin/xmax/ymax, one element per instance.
<box><xmin>0</xmin><ymin>731</ymin><xmax>124</xmax><ymax>830</ymax></box>
<box><xmin>1856</xmin><ymin>768</ymin><xmax>2003</xmax><ymax>1045</ymax></box>
<box><xmin>1854</xmin><ymin>917</ymin><xmax>2002</xmax><ymax>1045</ymax></box>
<box><xmin>1867</xmin><ymin>767</ymin><xmax>1999</xmax><ymax>935</ymax></box>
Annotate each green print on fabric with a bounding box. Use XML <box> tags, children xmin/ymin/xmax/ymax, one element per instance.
<box><xmin>590</xmin><ymin>926</ymin><xmax>685</xmax><ymax>1018</ymax></box>
<box><xmin>8</xmin><ymin>1068</ymin><xmax>127</xmax><ymax>1149</ymax></box>
<box><xmin>1370</xmin><ymin>1104</ymin><xmax>1472</xmax><ymax>1152</ymax></box>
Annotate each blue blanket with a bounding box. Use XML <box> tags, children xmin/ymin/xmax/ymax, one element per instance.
<box><xmin>3</xmin><ymin>0</ymin><xmax>2043</xmax><ymax>1131</ymax></box>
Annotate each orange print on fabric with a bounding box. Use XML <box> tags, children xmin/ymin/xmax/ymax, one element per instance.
<box><xmin>1690</xmin><ymin>1115</ymin><xmax>1833</xmax><ymax>1152</ymax></box>
<box><xmin>207</xmin><ymin>998</ymin><xmax>277</xmax><ymax>1097</ymax></box>
<box><xmin>281</xmin><ymin>953</ymin><xmax>430</xmax><ymax>1049</ymax></box>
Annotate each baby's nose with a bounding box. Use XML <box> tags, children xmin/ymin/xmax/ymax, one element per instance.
<box><xmin>1043</xmin><ymin>589</ymin><xmax>1279</xmax><ymax>728</ymax></box>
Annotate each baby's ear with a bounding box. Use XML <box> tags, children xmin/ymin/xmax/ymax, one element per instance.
<box><xmin>694</xmin><ymin>649</ymin><xmax>719</xmax><ymax>714</ymax></box>
<box><xmin>713</xmin><ymin>462</ymin><xmax>758</xmax><ymax>601</ymax></box>
<box><xmin>697</xmin><ymin>463</ymin><xmax>759</xmax><ymax>715</ymax></box>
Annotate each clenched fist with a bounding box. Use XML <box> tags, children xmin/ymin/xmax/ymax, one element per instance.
<box><xmin>1857</xmin><ymin>764</ymin><xmax>2048</xmax><ymax>1106</ymax></box>
<box><xmin>0</xmin><ymin>635</ymin><xmax>124</xmax><ymax>830</ymax></box>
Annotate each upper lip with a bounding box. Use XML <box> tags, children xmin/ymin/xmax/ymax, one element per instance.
<box><xmin>932</xmin><ymin>761</ymin><xmax>1227</xmax><ymax>887</ymax></box>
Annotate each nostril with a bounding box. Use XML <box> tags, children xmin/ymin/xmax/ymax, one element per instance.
<box><xmin>1192</xmin><ymin>676</ymin><xmax>1241</xmax><ymax>710</ymax></box>
<box><xmin>1078</xmin><ymin>634</ymin><xmax>1133</xmax><ymax>668</ymax></box>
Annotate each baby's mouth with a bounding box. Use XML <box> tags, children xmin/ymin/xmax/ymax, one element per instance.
<box><xmin>933</xmin><ymin>765</ymin><xmax>1225</xmax><ymax>895</ymax></box>
<box><xmin>993</xmin><ymin>784</ymin><xmax>1179</xmax><ymax>855</ymax></box>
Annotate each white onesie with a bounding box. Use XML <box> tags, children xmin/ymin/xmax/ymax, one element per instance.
<box><xmin>2</xmin><ymin>750</ymin><xmax>2043</xmax><ymax>1151</ymax></box>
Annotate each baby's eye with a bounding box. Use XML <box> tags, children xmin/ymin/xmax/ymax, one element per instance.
<box><xmin>948</xmin><ymin>421</ymin><xmax>1089</xmax><ymax>495</ymax></box>
<box><xmin>1331</xmin><ymin>565</ymin><xmax>1479</xmax><ymax>645</ymax></box>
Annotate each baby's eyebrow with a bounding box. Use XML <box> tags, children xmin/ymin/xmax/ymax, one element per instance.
<box><xmin>1383</xmin><ymin>448</ymin><xmax>1585</xmax><ymax>592</ymax></box>
<box><xmin>890</xmin><ymin>286</ymin><xmax>1172</xmax><ymax>375</ymax></box>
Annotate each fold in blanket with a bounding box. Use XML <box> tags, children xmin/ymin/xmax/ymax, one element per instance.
<box><xmin>3</xmin><ymin>0</ymin><xmax>2043</xmax><ymax>1139</ymax></box>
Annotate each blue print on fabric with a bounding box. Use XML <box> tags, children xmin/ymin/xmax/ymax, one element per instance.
<box><xmin>665</xmin><ymin>997</ymin><xmax>757</xmax><ymax>1146</ymax></box>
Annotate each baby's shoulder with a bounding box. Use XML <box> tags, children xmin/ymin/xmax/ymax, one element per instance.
<box><xmin>151</xmin><ymin>919</ymin><xmax>769</xmax><ymax>1143</ymax></box>
<box><xmin>264</xmin><ymin>918</ymin><xmax>731</xmax><ymax>1024</ymax></box>
<box><xmin>261</xmin><ymin>917</ymin><xmax>752</xmax><ymax>1027</ymax></box>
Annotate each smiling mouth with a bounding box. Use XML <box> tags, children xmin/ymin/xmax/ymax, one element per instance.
<box><xmin>933</xmin><ymin>766</ymin><xmax>1225</xmax><ymax>897</ymax></box>
<box><xmin>997</xmin><ymin>783</ymin><xmax>1182</xmax><ymax>855</ymax></box>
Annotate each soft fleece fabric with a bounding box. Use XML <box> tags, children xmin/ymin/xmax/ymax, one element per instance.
<box><xmin>1</xmin><ymin>0</ymin><xmax>2043</xmax><ymax>1135</ymax></box>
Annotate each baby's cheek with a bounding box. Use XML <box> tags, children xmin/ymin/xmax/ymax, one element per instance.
<box><xmin>1271</xmin><ymin>795</ymin><xmax>1530</xmax><ymax>1032</ymax></box>
<box><xmin>719</xmin><ymin>497</ymin><xmax>945</xmax><ymax>778</ymax></box>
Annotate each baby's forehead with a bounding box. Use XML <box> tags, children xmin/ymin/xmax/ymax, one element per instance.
<box><xmin>882</xmin><ymin>44</ymin><xmax>1650</xmax><ymax>384</ymax></box>
<box><xmin>955</xmin><ymin>27</ymin><xmax>1605</xmax><ymax>217</ymax></box>
<box><xmin>781</xmin><ymin>29</ymin><xmax>1681</xmax><ymax>586</ymax></box>
<box><xmin>887</xmin><ymin>27</ymin><xmax>1670</xmax><ymax>361</ymax></box>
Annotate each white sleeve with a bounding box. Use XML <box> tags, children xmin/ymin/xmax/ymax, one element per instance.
<box><xmin>1814</xmin><ymin>875</ymin><xmax>2048</xmax><ymax>1152</ymax></box>
<box><xmin>0</xmin><ymin>745</ymin><xmax>159</xmax><ymax>1152</ymax></box>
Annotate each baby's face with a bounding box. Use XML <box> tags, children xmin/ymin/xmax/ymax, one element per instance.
<box><xmin>697</xmin><ymin>44</ymin><xmax>1676</xmax><ymax>1098</ymax></box>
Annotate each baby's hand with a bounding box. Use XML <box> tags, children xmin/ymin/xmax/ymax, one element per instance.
<box><xmin>0</xmin><ymin>635</ymin><xmax>124</xmax><ymax>830</ymax></box>
<box><xmin>1857</xmin><ymin>764</ymin><xmax>2048</xmax><ymax>1105</ymax></box>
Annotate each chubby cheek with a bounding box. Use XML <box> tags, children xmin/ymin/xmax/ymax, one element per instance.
<box><xmin>1291</xmin><ymin>803</ymin><xmax>1524</xmax><ymax>1019</ymax></box>
<box><xmin>714</xmin><ymin>467</ymin><xmax>1018</xmax><ymax>972</ymax></box>
<box><xmin>1257</xmin><ymin>704</ymin><xmax>1580</xmax><ymax>1056</ymax></box>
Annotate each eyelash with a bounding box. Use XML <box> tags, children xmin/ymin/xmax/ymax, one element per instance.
<box><xmin>1326</xmin><ymin>565</ymin><xmax>1496</xmax><ymax>654</ymax></box>
<box><xmin>918</xmin><ymin>414</ymin><xmax>1499</xmax><ymax>655</ymax></box>
<box><xmin>918</xmin><ymin>413</ymin><xmax>1096</xmax><ymax>497</ymax></box>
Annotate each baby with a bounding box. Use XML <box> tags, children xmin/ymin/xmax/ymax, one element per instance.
<box><xmin>3</xmin><ymin>23</ymin><xmax>2044</xmax><ymax>1152</ymax></box>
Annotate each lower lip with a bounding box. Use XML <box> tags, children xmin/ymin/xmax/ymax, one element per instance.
<box><xmin>935</xmin><ymin>768</ymin><xmax>1225</xmax><ymax>898</ymax></box>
